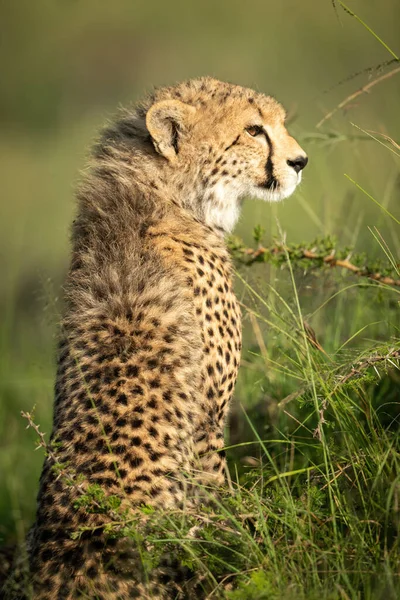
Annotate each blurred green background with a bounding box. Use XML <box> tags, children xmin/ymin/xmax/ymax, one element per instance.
<box><xmin>0</xmin><ymin>0</ymin><xmax>399</xmax><ymax>544</ymax></box>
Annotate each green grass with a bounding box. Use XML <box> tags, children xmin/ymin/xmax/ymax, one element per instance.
<box><xmin>1</xmin><ymin>1</ymin><xmax>400</xmax><ymax>597</ymax></box>
<box><xmin>17</xmin><ymin>245</ymin><xmax>398</xmax><ymax>599</ymax></box>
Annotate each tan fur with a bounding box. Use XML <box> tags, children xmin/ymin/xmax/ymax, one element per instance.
<box><xmin>4</xmin><ymin>77</ymin><xmax>307</xmax><ymax>599</ymax></box>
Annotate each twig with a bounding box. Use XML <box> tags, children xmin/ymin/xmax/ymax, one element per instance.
<box><xmin>316</xmin><ymin>65</ymin><xmax>400</xmax><ymax>128</ymax></box>
<box><xmin>230</xmin><ymin>241</ymin><xmax>400</xmax><ymax>288</ymax></box>
<box><xmin>21</xmin><ymin>411</ymin><xmax>62</xmax><ymax>468</ymax></box>
<box><xmin>313</xmin><ymin>399</ymin><xmax>328</xmax><ymax>441</ymax></box>
<box><xmin>337</xmin><ymin>348</ymin><xmax>400</xmax><ymax>386</ymax></box>
<box><xmin>278</xmin><ymin>348</ymin><xmax>400</xmax><ymax>407</ymax></box>
<box><xmin>21</xmin><ymin>411</ymin><xmax>122</xmax><ymax>524</ymax></box>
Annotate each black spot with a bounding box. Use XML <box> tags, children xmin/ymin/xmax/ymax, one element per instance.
<box><xmin>175</xmin><ymin>407</ymin><xmax>183</xmax><ymax>419</ymax></box>
<box><xmin>131</xmin><ymin>436</ymin><xmax>142</xmax><ymax>446</ymax></box>
<box><xmin>131</xmin><ymin>418</ymin><xmax>143</xmax><ymax>428</ymax></box>
<box><xmin>149</xmin><ymin>451</ymin><xmax>161</xmax><ymax>462</ymax></box>
<box><xmin>148</xmin><ymin>397</ymin><xmax>158</xmax><ymax>409</ymax></box>
<box><xmin>96</xmin><ymin>439</ymin><xmax>107</xmax><ymax>452</ymax></box>
<box><xmin>129</xmin><ymin>455</ymin><xmax>143</xmax><ymax>468</ymax></box>
<box><xmin>91</xmin><ymin>461</ymin><xmax>107</xmax><ymax>474</ymax></box>
<box><xmin>148</xmin><ymin>426</ymin><xmax>158</xmax><ymax>438</ymax></box>
<box><xmin>126</xmin><ymin>364</ymin><xmax>139</xmax><ymax>378</ymax></box>
<box><xmin>147</xmin><ymin>358</ymin><xmax>159</xmax><ymax>369</ymax></box>
<box><xmin>117</xmin><ymin>393</ymin><xmax>128</xmax><ymax>406</ymax></box>
<box><xmin>131</xmin><ymin>385</ymin><xmax>144</xmax><ymax>396</ymax></box>
<box><xmin>74</xmin><ymin>441</ymin><xmax>86</xmax><ymax>453</ymax></box>
<box><xmin>41</xmin><ymin>549</ymin><xmax>53</xmax><ymax>563</ymax></box>
<box><xmin>86</xmin><ymin>565</ymin><xmax>98</xmax><ymax>578</ymax></box>
<box><xmin>162</xmin><ymin>390</ymin><xmax>172</xmax><ymax>402</ymax></box>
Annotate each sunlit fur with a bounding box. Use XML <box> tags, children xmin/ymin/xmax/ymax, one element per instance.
<box><xmin>3</xmin><ymin>78</ymin><xmax>307</xmax><ymax>600</ymax></box>
<box><xmin>97</xmin><ymin>76</ymin><xmax>307</xmax><ymax>233</ymax></box>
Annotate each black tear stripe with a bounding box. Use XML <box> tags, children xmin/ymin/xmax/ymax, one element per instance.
<box><xmin>224</xmin><ymin>135</ymin><xmax>240</xmax><ymax>152</ymax></box>
<box><xmin>263</xmin><ymin>129</ymin><xmax>277</xmax><ymax>190</ymax></box>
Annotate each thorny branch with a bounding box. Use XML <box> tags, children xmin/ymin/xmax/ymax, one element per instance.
<box><xmin>229</xmin><ymin>239</ymin><xmax>400</xmax><ymax>288</ymax></box>
<box><xmin>313</xmin><ymin>348</ymin><xmax>400</xmax><ymax>438</ymax></box>
<box><xmin>278</xmin><ymin>348</ymin><xmax>400</xmax><ymax>434</ymax></box>
<box><xmin>336</xmin><ymin>348</ymin><xmax>400</xmax><ymax>386</ymax></box>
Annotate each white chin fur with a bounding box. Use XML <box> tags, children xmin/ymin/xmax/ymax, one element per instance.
<box><xmin>249</xmin><ymin>183</ymin><xmax>298</xmax><ymax>203</ymax></box>
<box><xmin>202</xmin><ymin>174</ymin><xmax>300</xmax><ymax>233</ymax></box>
<box><xmin>203</xmin><ymin>180</ymin><xmax>243</xmax><ymax>233</ymax></box>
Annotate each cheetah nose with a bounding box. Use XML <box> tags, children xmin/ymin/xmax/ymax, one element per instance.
<box><xmin>287</xmin><ymin>155</ymin><xmax>308</xmax><ymax>173</ymax></box>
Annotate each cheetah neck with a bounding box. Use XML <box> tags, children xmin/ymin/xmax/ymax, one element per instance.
<box><xmin>201</xmin><ymin>181</ymin><xmax>241</xmax><ymax>233</ymax></box>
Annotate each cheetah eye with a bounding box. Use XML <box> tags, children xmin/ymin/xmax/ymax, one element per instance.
<box><xmin>245</xmin><ymin>125</ymin><xmax>263</xmax><ymax>137</ymax></box>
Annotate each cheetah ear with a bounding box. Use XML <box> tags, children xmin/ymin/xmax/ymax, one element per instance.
<box><xmin>146</xmin><ymin>99</ymin><xmax>196</xmax><ymax>162</ymax></box>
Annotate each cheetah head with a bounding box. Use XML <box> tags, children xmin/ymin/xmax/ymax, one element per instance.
<box><xmin>143</xmin><ymin>78</ymin><xmax>307</xmax><ymax>232</ymax></box>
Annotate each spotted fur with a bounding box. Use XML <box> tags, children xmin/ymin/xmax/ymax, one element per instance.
<box><xmin>3</xmin><ymin>77</ymin><xmax>307</xmax><ymax>599</ymax></box>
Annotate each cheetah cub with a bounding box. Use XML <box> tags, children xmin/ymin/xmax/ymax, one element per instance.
<box><xmin>9</xmin><ymin>77</ymin><xmax>307</xmax><ymax>599</ymax></box>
